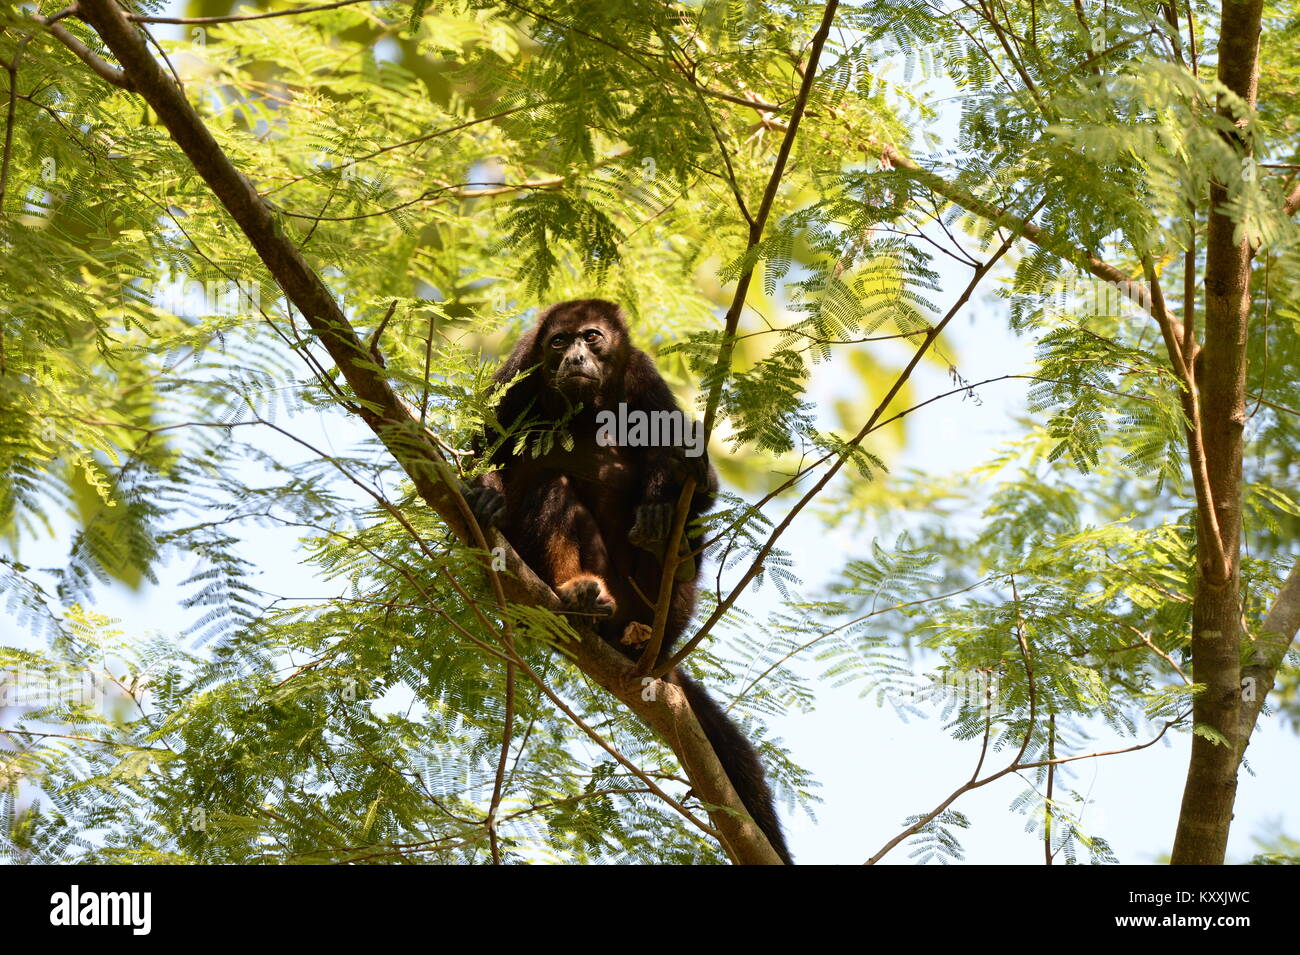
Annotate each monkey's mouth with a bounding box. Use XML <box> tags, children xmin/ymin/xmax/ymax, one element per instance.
<box><xmin>555</xmin><ymin>371</ymin><xmax>601</xmax><ymax>389</ymax></box>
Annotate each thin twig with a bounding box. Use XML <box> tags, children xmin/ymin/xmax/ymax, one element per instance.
<box><xmin>130</xmin><ymin>0</ymin><xmax>378</xmax><ymax>24</ymax></box>
<box><xmin>652</xmin><ymin>1</ymin><xmax>841</xmax><ymax>678</ymax></box>
<box><xmin>661</xmin><ymin>208</ymin><xmax>1033</xmax><ymax>676</ymax></box>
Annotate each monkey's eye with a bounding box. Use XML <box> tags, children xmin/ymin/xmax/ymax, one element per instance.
<box><xmin>549</xmin><ymin>334</ymin><xmax>567</xmax><ymax>349</ymax></box>
<box><xmin>582</xmin><ymin>329</ymin><xmax>603</xmax><ymax>344</ymax></box>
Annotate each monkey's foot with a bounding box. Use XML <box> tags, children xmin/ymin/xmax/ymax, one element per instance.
<box><xmin>620</xmin><ymin>621</ymin><xmax>653</xmax><ymax>647</ymax></box>
<box><xmin>556</xmin><ymin>574</ymin><xmax>616</xmax><ymax>618</ymax></box>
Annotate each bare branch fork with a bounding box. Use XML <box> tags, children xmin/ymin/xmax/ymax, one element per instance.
<box><xmin>66</xmin><ymin>0</ymin><xmax>782</xmax><ymax>864</ymax></box>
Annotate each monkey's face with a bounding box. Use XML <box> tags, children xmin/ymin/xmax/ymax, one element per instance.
<box><xmin>540</xmin><ymin>312</ymin><xmax>622</xmax><ymax>402</ymax></box>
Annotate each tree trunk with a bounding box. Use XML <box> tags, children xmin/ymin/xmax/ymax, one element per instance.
<box><xmin>1169</xmin><ymin>0</ymin><xmax>1263</xmax><ymax>865</ymax></box>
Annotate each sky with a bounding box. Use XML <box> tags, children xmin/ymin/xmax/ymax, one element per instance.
<box><xmin>5</xmin><ymin>1</ymin><xmax>1298</xmax><ymax>866</ymax></box>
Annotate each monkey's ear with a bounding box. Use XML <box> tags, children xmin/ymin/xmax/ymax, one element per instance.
<box><xmin>623</xmin><ymin>349</ymin><xmax>678</xmax><ymax>412</ymax></box>
<box><xmin>489</xmin><ymin>320</ymin><xmax>548</xmax><ymax>433</ymax></box>
<box><xmin>494</xmin><ymin>324</ymin><xmax>541</xmax><ymax>385</ymax></box>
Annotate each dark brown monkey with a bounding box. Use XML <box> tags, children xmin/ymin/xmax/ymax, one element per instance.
<box><xmin>467</xmin><ymin>299</ymin><xmax>792</xmax><ymax>864</ymax></box>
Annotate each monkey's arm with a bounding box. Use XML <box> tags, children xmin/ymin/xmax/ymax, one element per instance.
<box><xmin>621</xmin><ymin>351</ymin><xmax>716</xmax><ymax>567</ymax></box>
<box><xmin>465</xmin><ymin>469</ymin><xmax>507</xmax><ymax>530</ymax></box>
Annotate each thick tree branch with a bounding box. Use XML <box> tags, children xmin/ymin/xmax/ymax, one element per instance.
<box><xmin>1239</xmin><ymin>558</ymin><xmax>1300</xmax><ymax>750</ymax></box>
<box><xmin>73</xmin><ymin>0</ymin><xmax>781</xmax><ymax>865</ymax></box>
<box><xmin>0</xmin><ymin>59</ymin><xmax>16</xmax><ymax>211</ymax></box>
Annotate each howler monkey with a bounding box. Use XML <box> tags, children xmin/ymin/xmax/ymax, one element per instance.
<box><xmin>467</xmin><ymin>299</ymin><xmax>792</xmax><ymax>864</ymax></box>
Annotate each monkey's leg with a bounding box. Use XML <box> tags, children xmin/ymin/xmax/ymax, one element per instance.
<box><xmin>528</xmin><ymin>476</ymin><xmax>617</xmax><ymax>618</ymax></box>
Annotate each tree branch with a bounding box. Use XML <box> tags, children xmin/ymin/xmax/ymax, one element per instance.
<box><xmin>41</xmin><ymin>17</ymin><xmax>132</xmax><ymax>89</ymax></box>
<box><xmin>648</xmin><ymin>0</ymin><xmax>840</xmax><ymax>677</ymax></box>
<box><xmin>1239</xmin><ymin>558</ymin><xmax>1300</xmax><ymax>751</ymax></box>
<box><xmin>877</xmin><ymin>143</ymin><xmax>1191</xmax><ymax>350</ymax></box>
<box><xmin>129</xmin><ymin>0</ymin><xmax>378</xmax><ymax>25</ymax></box>
<box><xmin>700</xmin><ymin>0</ymin><xmax>841</xmax><ymax>439</ymax></box>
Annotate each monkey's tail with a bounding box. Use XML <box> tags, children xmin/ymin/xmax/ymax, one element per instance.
<box><xmin>671</xmin><ymin>670</ymin><xmax>793</xmax><ymax>865</ymax></box>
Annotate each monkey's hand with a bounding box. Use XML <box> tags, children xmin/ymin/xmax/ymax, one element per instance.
<box><xmin>669</xmin><ymin>450</ymin><xmax>710</xmax><ymax>488</ymax></box>
<box><xmin>629</xmin><ymin>501</ymin><xmax>674</xmax><ymax>549</ymax></box>
<box><xmin>464</xmin><ymin>484</ymin><xmax>506</xmax><ymax>531</ymax></box>
<box><xmin>556</xmin><ymin>574</ymin><xmax>616</xmax><ymax>618</ymax></box>
<box><xmin>629</xmin><ymin>502</ymin><xmax>697</xmax><ymax>583</ymax></box>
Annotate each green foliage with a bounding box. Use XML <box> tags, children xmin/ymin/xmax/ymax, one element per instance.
<box><xmin>1</xmin><ymin>0</ymin><xmax>1298</xmax><ymax>865</ymax></box>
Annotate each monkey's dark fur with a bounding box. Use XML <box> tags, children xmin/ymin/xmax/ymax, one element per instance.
<box><xmin>468</xmin><ymin>299</ymin><xmax>791</xmax><ymax>864</ymax></box>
